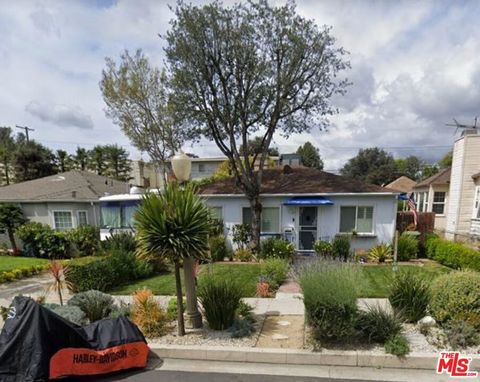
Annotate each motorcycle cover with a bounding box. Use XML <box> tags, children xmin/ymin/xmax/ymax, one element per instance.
<box><xmin>0</xmin><ymin>296</ymin><xmax>149</xmax><ymax>381</ymax></box>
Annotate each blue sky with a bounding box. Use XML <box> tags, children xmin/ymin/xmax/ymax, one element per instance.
<box><xmin>1</xmin><ymin>0</ymin><xmax>479</xmax><ymax>171</ymax></box>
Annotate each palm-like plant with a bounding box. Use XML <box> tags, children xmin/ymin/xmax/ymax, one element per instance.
<box><xmin>134</xmin><ymin>182</ymin><xmax>212</xmax><ymax>336</ymax></box>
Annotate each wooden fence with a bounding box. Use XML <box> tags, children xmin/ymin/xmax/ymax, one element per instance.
<box><xmin>396</xmin><ymin>212</ymin><xmax>435</xmax><ymax>234</ymax></box>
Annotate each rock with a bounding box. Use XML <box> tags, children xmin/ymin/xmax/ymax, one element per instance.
<box><xmin>277</xmin><ymin>320</ymin><xmax>291</xmax><ymax>326</ymax></box>
<box><xmin>272</xmin><ymin>334</ymin><xmax>289</xmax><ymax>340</ymax></box>
<box><xmin>418</xmin><ymin>316</ymin><xmax>436</xmax><ymax>328</ymax></box>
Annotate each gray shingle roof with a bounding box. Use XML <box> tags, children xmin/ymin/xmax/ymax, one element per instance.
<box><xmin>414</xmin><ymin>167</ymin><xmax>451</xmax><ymax>188</ymax></box>
<box><xmin>0</xmin><ymin>171</ymin><xmax>129</xmax><ymax>202</ymax></box>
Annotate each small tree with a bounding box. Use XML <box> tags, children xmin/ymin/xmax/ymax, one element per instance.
<box><xmin>0</xmin><ymin>203</ymin><xmax>27</xmax><ymax>253</ymax></box>
<box><xmin>297</xmin><ymin>142</ymin><xmax>324</xmax><ymax>169</ymax></box>
<box><xmin>134</xmin><ymin>182</ymin><xmax>212</xmax><ymax>336</ymax></box>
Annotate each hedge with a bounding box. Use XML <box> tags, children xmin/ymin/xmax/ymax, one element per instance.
<box><xmin>0</xmin><ymin>265</ymin><xmax>48</xmax><ymax>283</ymax></box>
<box><xmin>426</xmin><ymin>236</ymin><xmax>480</xmax><ymax>272</ymax></box>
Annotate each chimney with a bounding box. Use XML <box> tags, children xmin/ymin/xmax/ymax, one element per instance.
<box><xmin>71</xmin><ymin>191</ymin><xmax>77</xmax><ymax>198</ymax></box>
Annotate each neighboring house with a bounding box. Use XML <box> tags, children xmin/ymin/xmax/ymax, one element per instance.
<box><xmin>279</xmin><ymin>153</ymin><xmax>302</xmax><ymax>167</ymax></box>
<box><xmin>412</xmin><ymin>167</ymin><xmax>451</xmax><ymax>232</ymax></box>
<box><xmin>0</xmin><ymin>170</ymin><xmax>129</xmax><ymax>231</ymax></box>
<box><xmin>199</xmin><ymin>166</ymin><xmax>398</xmax><ymax>252</ymax></box>
<box><xmin>445</xmin><ymin>129</ymin><xmax>480</xmax><ymax>241</ymax></box>
<box><xmin>385</xmin><ymin>176</ymin><xmax>417</xmax><ymax>194</ymax></box>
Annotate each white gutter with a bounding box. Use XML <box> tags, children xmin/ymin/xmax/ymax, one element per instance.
<box><xmin>201</xmin><ymin>192</ymin><xmax>399</xmax><ymax>197</ymax></box>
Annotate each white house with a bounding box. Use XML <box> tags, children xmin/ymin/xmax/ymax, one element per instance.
<box><xmin>199</xmin><ymin>166</ymin><xmax>399</xmax><ymax>252</ymax></box>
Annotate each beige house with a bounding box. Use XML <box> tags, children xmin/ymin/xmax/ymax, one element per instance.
<box><xmin>385</xmin><ymin>176</ymin><xmax>417</xmax><ymax>194</ymax></box>
<box><xmin>445</xmin><ymin>129</ymin><xmax>480</xmax><ymax>241</ymax></box>
<box><xmin>412</xmin><ymin>167</ymin><xmax>451</xmax><ymax>232</ymax></box>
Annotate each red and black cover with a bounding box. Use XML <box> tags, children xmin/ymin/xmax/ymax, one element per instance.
<box><xmin>0</xmin><ymin>296</ymin><xmax>149</xmax><ymax>381</ymax></box>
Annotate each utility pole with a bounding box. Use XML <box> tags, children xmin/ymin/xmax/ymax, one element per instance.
<box><xmin>15</xmin><ymin>125</ymin><xmax>35</xmax><ymax>142</ymax></box>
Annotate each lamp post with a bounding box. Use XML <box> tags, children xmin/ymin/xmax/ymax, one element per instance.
<box><xmin>171</xmin><ymin>151</ymin><xmax>203</xmax><ymax>329</ymax></box>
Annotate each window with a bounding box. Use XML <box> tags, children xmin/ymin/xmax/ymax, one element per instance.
<box><xmin>415</xmin><ymin>192</ymin><xmax>429</xmax><ymax>212</ymax></box>
<box><xmin>54</xmin><ymin>211</ymin><xmax>73</xmax><ymax>230</ymax></box>
<box><xmin>339</xmin><ymin>206</ymin><xmax>374</xmax><ymax>234</ymax></box>
<box><xmin>198</xmin><ymin>163</ymin><xmax>206</xmax><ymax>173</ymax></box>
<box><xmin>242</xmin><ymin>207</ymin><xmax>280</xmax><ymax>232</ymax></box>
<box><xmin>432</xmin><ymin>192</ymin><xmax>446</xmax><ymax>214</ymax></box>
<box><xmin>77</xmin><ymin>210</ymin><xmax>88</xmax><ymax>226</ymax></box>
<box><xmin>100</xmin><ymin>201</ymin><xmax>140</xmax><ymax>229</ymax></box>
<box><xmin>474</xmin><ymin>186</ymin><xmax>480</xmax><ymax>219</ymax></box>
<box><xmin>209</xmin><ymin>206</ymin><xmax>223</xmax><ymax>220</ymax></box>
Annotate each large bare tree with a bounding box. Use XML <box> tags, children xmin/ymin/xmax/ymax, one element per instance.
<box><xmin>166</xmin><ymin>0</ymin><xmax>349</xmax><ymax>250</ymax></box>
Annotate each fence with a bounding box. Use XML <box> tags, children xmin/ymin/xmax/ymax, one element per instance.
<box><xmin>396</xmin><ymin>212</ymin><xmax>435</xmax><ymax>257</ymax></box>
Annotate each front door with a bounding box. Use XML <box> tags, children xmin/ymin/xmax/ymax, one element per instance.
<box><xmin>299</xmin><ymin>207</ymin><xmax>317</xmax><ymax>250</ymax></box>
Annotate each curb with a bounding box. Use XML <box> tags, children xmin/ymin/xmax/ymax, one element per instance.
<box><xmin>150</xmin><ymin>344</ymin><xmax>480</xmax><ymax>371</ymax></box>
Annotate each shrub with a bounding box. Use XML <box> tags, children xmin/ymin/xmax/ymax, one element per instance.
<box><xmin>298</xmin><ymin>260</ymin><xmax>360</xmax><ymax>341</ymax></box>
<box><xmin>425</xmin><ymin>236</ymin><xmax>480</xmax><ymax>272</ymax></box>
<box><xmin>397</xmin><ymin>233</ymin><xmax>418</xmax><ymax>261</ymax></box>
<box><xmin>385</xmin><ymin>334</ymin><xmax>410</xmax><ymax>356</ymax></box>
<box><xmin>209</xmin><ymin>218</ymin><xmax>224</xmax><ymax>236</ymax></box>
<box><xmin>259</xmin><ymin>258</ymin><xmax>289</xmax><ymax>289</ymax></box>
<box><xmin>259</xmin><ymin>238</ymin><xmax>295</xmax><ymax>260</ymax></box>
<box><xmin>356</xmin><ymin>305</ymin><xmax>403</xmax><ymax>343</ymax></box>
<box><xmin>313</xmin><ymin>240</ymin><xmax>333</xmax><ymax>257</ymax></box>
<box><xmin>109</xmin><ymin>301</ymin><xmax>131</xmax><ymax>319</ymax></box>
<box><xmin>229</xmin><ymin>318</ymin><xmax>256</xmax><ymax>338</ymax></box>
<box><xmin>444</xmin><ymin>320</ymin><xmax>480</xmax><ymax>350</ymax></box>
<box><xmin>101</xmin><ymin>231</ymin><xmax>137</xmax><ymax>253</ymax></box>
<box><xmin>430</xmin><ymin>271</ymin><xmax>480</xmax><ymax>328</ymax></box>
<box><xmin>232</xmin><ymin>224</ymin><xmax>251</xmax><ymax>250</ymax></box>
<box><xmin>68</xmin><ymin>290</ymin><xmax>115</xmax><ymax>322</ymax></box>
<box><xmin>198</xmin><ymin>275</ymin><xmax>243</xmax><ymax>330</ymax></box>
<box><xmin>131</xmin><ymin>288</ymin><xmax>168</xmax><ymax>337</ymax></box>
<box><xmin>368</xmin><ymin>244</ymin><xmax>392</xmax><ymax>263</ymax></box>
<box><xmin>236</xmin><ymin>301</ymin><xmax>254</xmax><ymax>321</ymax></box>
<box><xmin>332</xmin><ymin>235</ymin><xmax>351</xmax><ymax>261</ymax></box>
<box><xmin>66</xmin><ymin>250</ymin><xmax>155</xmax><ymax>292</ymax></box>
<box><xmin>166</xmin><ymin>297</ymin><xmax>185</xmax><ymax>321</ymax></box>
<box><xmin>235</xmin><ymin>248</ymin><xmax>253</xmax><ymax>262</ymax></box>
<box><xmin>209</xmin><ymin>234</ymin><xmax>228</xmax><ymax>262</ymax></box>
<box><xmin>17</xmin><ymin>222</ymin><xmax>71</xmax><ymax>259</ymax></box>
<box><xmin>46</xmin><ymin>304</ymin><xmax>88</xmax><ymax>325</ymax></box>
<box><xmin>256</xmin><ymin>277</ymin><xmax>271</xmax><ymax>297</ymax></box>
<box><xmin>66</xmin><ymin>225</ymin><xmax>100</xmax><ymax>257</ymax></box>
<box><xmin>389</xmin><ymin>271</ymin><xmax>430</xmax><ymax>322</ymax></box>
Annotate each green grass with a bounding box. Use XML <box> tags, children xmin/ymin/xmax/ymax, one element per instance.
<box><xmin>111</xmin><ymin>262</ymin><xmax>262</xmax><ymax>297</ymax></box>
<box><xmin>0</xmin><ymin>256</ymin><xmax>49</xmax><ymax>273</ymax></box>
<box><xmin>358</xmin><ymin>262</ymin><xmax>451</xmax><ymax>298</ymax></box>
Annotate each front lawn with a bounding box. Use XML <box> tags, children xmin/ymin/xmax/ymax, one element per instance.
<box><xmin>358</xmin><ymin>262</ymin><xmax>451</xmax><ymax>298</ymax></box>
<box><xmin>111</xmin><ymin>262</ymin><xmax>262</xmax><ymax>297</ymax></box>
<box><xmin>0</xmin><ymin>256</ymin><xmax>49</xmax><ymax>273</ymax></box>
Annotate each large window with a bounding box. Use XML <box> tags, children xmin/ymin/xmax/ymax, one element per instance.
<box><xmin>100</xmin><ymin>201</ymin><xmax>140</xmax><ymax>229</ymax></box>
<box><xmin>53</xmin><ymin>211</ymin><xmax>73</xmax><ymax>230</ymax></box>
<box><xmin>474</xmin><ymin>186</ymin><xmax>480</xmax><ymax>219</ymax></box>
<box><xmin>209</xmin><ymin>206</ymin><xmax>223</xmax><ymax>220</ymax></box>
<box><xmin>339</xmin><ymin>206</ymin><xmax>374</xmax><ymax>234</ymax></box>
<box><xmin>77</xmin><ymin>210</ymin><xmax>88</xmax><ymax>226</ymax></box>
<box><xmin>242</xmin><ymin>207</ymin><xmax>280</xmax><ymax>232</ymax></box>
<box><xmin>432</xmin><ymin>192</ymin><xmax>446</xmax><ymax>214</ymax></box>
<box><xmin>416</xmin><ymin>192</ymin><xmax>429</xmax><ymax>212</ymax></box>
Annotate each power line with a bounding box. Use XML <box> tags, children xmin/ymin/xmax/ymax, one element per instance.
<box><xmin>15</xmin><ymin>125</ymin><xmax>35</xmax><ymax>142</ymax></box>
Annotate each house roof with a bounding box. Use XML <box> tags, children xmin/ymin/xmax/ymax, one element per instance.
<box><xmin>472</xmin><ymin>171</ymin><xmax>480</xmax><ymax>180</ymax></box>
<box><xmin>385</xmin><ymin>176</ymin><xmax>417</xmax><ymax>193</ymax></box>
<box><xmin>414</xmin><ymin>167</ymin><xmax>451</xmax><ymax>188</ymax></box>
<box><xmin>0</xmin><ymin>171</ymin><xmax>129</xmax><ymax>203</ymax></box>
<box><xmin>199</xmin><ymin>167</ymin><xmax>395</xmax><ymax>195</ymax></box>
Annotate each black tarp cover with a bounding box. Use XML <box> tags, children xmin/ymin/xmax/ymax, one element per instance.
<box><xmin>0</xmin><ymin>296</ymin><xmax>148</xmax><ymax>381</ymax></box>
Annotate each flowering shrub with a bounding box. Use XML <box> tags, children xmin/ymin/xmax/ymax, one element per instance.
<box><xmin>259</xmin><ymin>238</ymin><xmax>295</xmax><ymax>260</ymax></box>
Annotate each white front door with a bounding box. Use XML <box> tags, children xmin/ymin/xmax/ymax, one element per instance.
<box><xmin>298</xmin><ymin>207</ymin><xmax>318</xmax><ymax>250</ymax></box>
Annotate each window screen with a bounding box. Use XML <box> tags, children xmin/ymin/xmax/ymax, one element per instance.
<box><xmin>54</xmin><ymin>211</ymin><xmax>73</xmax><ymax>230</ymax></box>
<box><xmin>340</xmin><ymin>206</ymin><xmax>356</xmax><ymax>232</ymax></box>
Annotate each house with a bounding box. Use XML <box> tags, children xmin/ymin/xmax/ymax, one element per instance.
<box><xmin>385</xmin><ymin>176</ymin><xmax>417</xmax><ymax>194</ymax></box>
<box><xmin>445</xmin><ymin>128</ymin><xmax>480</xmax><ymax>241</ymax></box>
<box><xmin>199</xmin><ymin>166</ymin><xmax>398</xmax><ymax>252</ymax></box>
<box><xmin>412</xmin><ymin>167</ymin><xmax>451</xmax><ymax>232</ymax></box>
<box><xmin>0</xmin><ymin>171</ymin><xmax>129</xmax><ymax>231</ymax></box>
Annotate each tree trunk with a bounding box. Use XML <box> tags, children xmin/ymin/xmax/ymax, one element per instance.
<box><xmin>249</xmin><ymin>196</ymin><xmax>262</xmax><ymax>253</ymax></box>
<box><xmin>3</xmin><ymin>159</ymin><xmax>9</xmax><ymax>185</ymax></box>
<box><xmin>7</xmin><ymin>227</ymin><xmax>17</xmax><ymax>253</ymax></box>
<box><xmin>174</xmin><ymin>260</ymin><xmax>185</xmax><ymax>336</ymax></box>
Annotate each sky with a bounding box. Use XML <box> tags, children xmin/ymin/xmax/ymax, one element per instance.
<box><xmin>1</xmin><ymin>0</ymin><xmax>479</xmax><ymax>172</ymax></box>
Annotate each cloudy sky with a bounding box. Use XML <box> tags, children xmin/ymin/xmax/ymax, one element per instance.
<box><xmin>1</xmin><ymin>0</ymin><xmax>478</xmax><ymax>171</ymax></box>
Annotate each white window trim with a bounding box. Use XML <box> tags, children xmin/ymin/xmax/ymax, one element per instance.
<box><xmin>338</xmin><ymin>205</ymin><xmax>375</xmax><ymax>235</ymax></box>
<box><xmin>52</xmin><ymin>210</ymin><xmax>74</xmax><ymax>230</ymax></box>
<box><xmin>77</xmin><ymin>210</ymin><xmax>89</xmax><ymax>226</ymax></box>
<box><xmin>432</xmin><ymin>191</ymin><xmax>446</xmax><ymax>216</ymax></box>
<box><xmin>473</xmin><ymin>186</ymin><xmax>480</xmax><ymax>220</ymax></box>
<box><xmin>242</xmin><ymin>206</ymin><xmax>281</xmax><ymax>233</ymax></box>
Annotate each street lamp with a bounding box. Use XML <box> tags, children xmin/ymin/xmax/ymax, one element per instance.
<box><xmin>171</xmin><ymin>151</ymin><xmax>203</xmax><ymax>329</ymax></box>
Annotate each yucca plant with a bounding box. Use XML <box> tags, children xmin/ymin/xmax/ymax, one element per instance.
<box><xmin>368</xmin><ymin>244</ymin><xmax>393</xmax><ymax>263</ymax></box>
<box><xmin>134</xmin><ymin>182</ymin><xmax>212</xmax><ymax>336</ymax></box>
